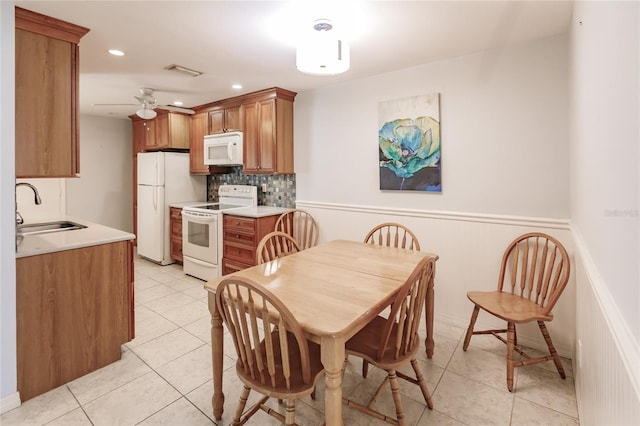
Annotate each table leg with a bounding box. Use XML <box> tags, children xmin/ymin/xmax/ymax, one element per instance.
<box><xmin>321</xmin><ymin>336</ymin><xmax>345</xmax><ymax>426</ymax></box>
<box><xmin>208</xmin><ymin>293</ymin><xmax>224</xmax><ymax>420</ymax></box>
<box><xmin>425</xmin><ymin>261</ymin><xmax>435</xmax><ymax>359</ymax></box>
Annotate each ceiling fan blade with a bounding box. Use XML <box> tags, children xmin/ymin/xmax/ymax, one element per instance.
<box><xmin>156</xmin><ymin>105</ymin><xmax>195</xmax><ymax>115</ymax></box>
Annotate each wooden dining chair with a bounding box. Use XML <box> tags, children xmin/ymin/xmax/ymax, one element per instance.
<box><xmin>256</xmin><ymin>231</ymin><xmax>301</xmax><ymax>264</ymax></box>
<box><xmin>342</xmin><ymin>257</ymin><xmax>434</xmax><ymax>425</ymax></box>
<box><xmin>216</xmin><ymin>277</ymin><xmax>325</xmax><ymax>425</ymax></box>
<box><xmin>463</xmin><ymin>232</ymin><xmax>571</xmax><ymax>392</ymax></box>
<box><xmin>364</xmin><ymin>222</ymin><xmax>421</xmax><ymax>251</ymax></box>
<box><xmin>275</xmin><ymin>209</ymin><xmax>319</xmax><ymax>250</ymax></box>
<box><xmin>362</xmin><ymin>222</ymin><xmax>422</xmax><ymax>378</ymax></box>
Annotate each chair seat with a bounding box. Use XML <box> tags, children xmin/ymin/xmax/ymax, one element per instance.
<box><xmin>237</xmin><ymin>329</ymin><xmax>325</xmax><ymax>399</ymax></box>
<box><xmin>346</xmin><ymin>316</ymin><xmax>419</xmax><ymax>370</ymax></box>
<box><xmin>467</xmin><ymin>291</ymin><xmax>554</xmax><ymax>323</ymax></box>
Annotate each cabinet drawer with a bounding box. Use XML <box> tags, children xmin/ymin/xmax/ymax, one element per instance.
<box><xmin>170</xmin><ymin>237</ymin><xmax>183</xmax><ymax>262</ymax></box>
<box><xmin>171</xmin><ymin>220</ymin><xmax>182</xmax><ymax>237</ymax></box>
<box><xmin>222</xmin><ymin>258</ymin><xmax>252</xmax><ymax>276</ymax></box>
<box><xmin>223</xmin><ymin>242</ymin><xmax>256</xmax><ymax>264</ymax></box>
<box><xmin>224</xmin><ymin>215</ymin><xmax>256</xmax><ymax>232</ymax></box>
<box><xmin>170</xmin><ymin>207</ymin><xmax>182</xmax><ymax>220</ymax></box>
<box><xmin>223</xmin><ymin>229</ymin><xmax>256</xmax><ymax>246</ymax></box>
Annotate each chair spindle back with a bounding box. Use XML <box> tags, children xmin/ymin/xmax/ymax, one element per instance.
<box><xmin>256</xmin><ymin>231</ymin><xmax>301</xmax><ymax>264</ymax></box>
<box><xmin>377</xmin><ymin>257</ymin><xmax>433</xmax><ymax>361</ymax></box>
<box><xmin>498</xmin><ymin>232</ymin><xmax>570</xmax><ymax>314</ymax></box>
<box><xmin>364</xmin><ymin>222</ymin><xmax>421</xmax><ymax>251</ymax></box>
<box><xmin>275</xmin><ymin>209</ymin><xmax>319</xmax><ymax>250</ymax></box>
<box><xmin>216</xmin><ymin>277</ymin><xmax>312</xmax><ymax>390</ymax></box>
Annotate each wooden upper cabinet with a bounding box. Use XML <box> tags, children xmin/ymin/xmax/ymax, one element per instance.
<box><xmin>155</xmin><ymin>111</ymin><xmax>190</xmax><ymax>149</ymax></box>
<box><xmin>132</xmin><ymin>118</ymin><xmax>156</xmax><ymax>150</ymax></box>
<box><xmin>190</xmin><ymin>87</ymin><xmax>295</xmax><ymax>174</ymax></box>
<box><xmin>242</xmin><ymin>89</ymin><xmax>295</xmax><ymax>174</ymax></box>
<box><xmin>189</xmin><ymin>111</ymin><xmax>210</xmax><ymax>175</ymax></box>
<box><xmin>130</xmin><ymin>111</ymin><xmax>189</xmax><ymax>151</ymax></box>
<box><xmin>15</xmin><ymin>7</ymin><xmax>89</xmax><ymax>178</ymax></box>
<box><xmin>131</xmin><ymin>119</ymin><xmax>146</xmax><ymax>154</ymax></box>
<box><xmin>208</xmin><ymin>105</ymin><xmax>242</xmax><ymax>134</ymax></box>
<box><xmin>148</xmin><ymin>111</ymin><xmax>189</xmax><ymax>150</ymax></box>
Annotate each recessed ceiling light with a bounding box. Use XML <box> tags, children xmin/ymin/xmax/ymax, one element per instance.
<box><xmin>108</xmin><ymin>49</ymin><xmax>125</xmax><ymax>56</ymax></box>
<box><xmin>232</xmin><ymin>84</ymin><xmax>242</xmax><ymax>90</ymax></box>
<box><xmin>173</xmin><ymin>101</ymin><xmax>183</xmax><ymax>106</ymax></box>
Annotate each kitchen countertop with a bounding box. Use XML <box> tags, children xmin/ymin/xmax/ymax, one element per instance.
<box><xmin>224</xmin><ymin>206</ymin><xmax>290</xmax><ymax>218</ymax></box>
<box><xmin>16</xmin><ymin>217</ymin><xmax>135</xmax><ymax>258</ymax></box>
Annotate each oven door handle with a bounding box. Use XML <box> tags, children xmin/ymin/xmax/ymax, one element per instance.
<box><xmin>182</xmin><ymin>210</ymin><xmax>216</xmax><ymax>221</ymax></box>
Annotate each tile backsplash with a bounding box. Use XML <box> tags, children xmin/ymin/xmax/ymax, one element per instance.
<box><xmin>207</xmin><ymin>168</ymin><xmax>296</xmax><ymax>208</ymax></box>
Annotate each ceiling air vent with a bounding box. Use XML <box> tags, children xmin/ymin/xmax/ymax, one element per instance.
<box><xmin>163</xmin><ymin>64</ymin><xmax>203</xmax><ymax>77</ymax></box>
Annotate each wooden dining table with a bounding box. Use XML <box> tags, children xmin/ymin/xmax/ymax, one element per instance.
<box><xmin>204</xmin><ymin>239</ymin><xmax>438</xmax><ymax>425</ymax></box>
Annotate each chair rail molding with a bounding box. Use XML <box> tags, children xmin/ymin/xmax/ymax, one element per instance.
<box><xmin>295</xmin><ymin>201</ymin><xmax>570</xmax><ymax>230</ymax></box>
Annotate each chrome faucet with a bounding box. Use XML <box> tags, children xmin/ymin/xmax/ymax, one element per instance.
<box><xmin>16</xmin><ymin>182</ymin><xmax>42</xmax><ymax>225</ymax></box>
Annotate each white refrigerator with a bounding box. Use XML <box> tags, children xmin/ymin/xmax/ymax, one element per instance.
<box><xmin>137</xmin><ymin>152</ymin><xmax>206</xmax><ymax>265</ymax></box>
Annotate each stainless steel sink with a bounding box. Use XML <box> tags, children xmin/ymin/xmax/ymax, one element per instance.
<box><xmin>17</xmin><ymin>220</ymin><xmax>87</xmax><ymax>236</ymax></box>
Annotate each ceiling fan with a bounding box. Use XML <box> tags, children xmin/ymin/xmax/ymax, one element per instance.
<box><xmin>93</xmin><ymin>87</ymin><xmax>195</xmax><ymax>119</ymax></box>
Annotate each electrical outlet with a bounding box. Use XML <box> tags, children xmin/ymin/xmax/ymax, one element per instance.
<box><xmin>261</xmin><ymin>183</ymin><xmax>267</xmax><ymax>192</ymax></box>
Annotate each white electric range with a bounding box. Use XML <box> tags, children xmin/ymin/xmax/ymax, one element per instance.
<box><xmin>181</xmin><ymin>184</ymin><xmax>257</xmax><ymax>281</ymax></box>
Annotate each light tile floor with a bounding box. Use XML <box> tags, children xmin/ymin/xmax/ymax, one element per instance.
<box><xmin>2</xmin><ymin>256</ymin><xmax>580</xmax><ymax>425</ymax></box>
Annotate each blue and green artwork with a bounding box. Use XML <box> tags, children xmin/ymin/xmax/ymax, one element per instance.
<box><xmin>378</xmin><ymin>94</ymin><xmax>441</xmax><ymax>192</ymax></box>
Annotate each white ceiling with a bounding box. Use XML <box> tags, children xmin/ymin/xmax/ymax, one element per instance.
<box><xmin>14</xmin><ymin>1</ymin><xmax>573</xmax><ymax>119</ymax></box>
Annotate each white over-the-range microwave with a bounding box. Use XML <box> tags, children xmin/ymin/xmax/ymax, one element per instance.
<box><xmin>204</xmin><ymin>131</ymin><xmax>243</xmax><ymax>166</ymax></box>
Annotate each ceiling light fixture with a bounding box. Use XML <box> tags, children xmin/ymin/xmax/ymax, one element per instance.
<box><xmin>296</xmin><ymin>19</ymin><xmax>350</xmax><ymax>76</ymax></box>
<box><xmin>163</xmin><ymin>64</ymin><xmax>203</xmax><ymax>77</ymax></box>
<box><xmin>108</xmin><ymin>49</ymin><xmax>125</xmax><ymax>56</ymax></box>
<box><xmin>232</xmin><ymin>84</ymin><xmax>242</xmax><ymax>90</ymax></box>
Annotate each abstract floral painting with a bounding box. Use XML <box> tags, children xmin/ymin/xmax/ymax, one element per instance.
<box><xmin>378</xmin><ymin>93</ymin><xmax>441</xmax><ymax>192</ymax></box>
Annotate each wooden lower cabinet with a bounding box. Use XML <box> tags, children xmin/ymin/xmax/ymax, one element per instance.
<box><xmin>170</xmin><ymin>207</ymin><xmax>183</xmax><ymax>262</ymax></box>
<box><xmin>16</xmin><ymin>240</ymin><xmax>134</xmax><ymax>401</ymax></box>
<box><xmin>222</xmin><ymin>214</ymin><xmax>279</xmax><ymax>275</ymax></box>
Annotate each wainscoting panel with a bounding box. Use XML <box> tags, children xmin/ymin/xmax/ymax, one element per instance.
<box><xmin>296</xmin><ymin>200</ymin><xmax>575</xmax><ymax>357</ymax></box>
<box><xmin>573</xmin><ymin>231</ymin><xmax>640</xmax><ymax>425</ymax></box>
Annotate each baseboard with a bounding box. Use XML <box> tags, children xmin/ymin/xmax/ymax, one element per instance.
<box><xmin>0</xmin><ymin>391</ymin><xmax>21</xmax><ymax>414</ymax></box>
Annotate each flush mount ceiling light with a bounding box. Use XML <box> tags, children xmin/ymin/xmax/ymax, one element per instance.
<box><xmin>296</xmin><ymin>19</ymin><xmax>350</xmax><ymax>76</ymax></box>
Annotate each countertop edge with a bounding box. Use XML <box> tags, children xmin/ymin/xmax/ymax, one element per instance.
<box><xmin>16</xmin><ymin>217</ymin><xmax>136</xmax><ymax>258</ymax></box>
<box><xmin>222</xmin><ymin>206</ymin><xmax>290</xmax><ymax>218</ymax></box>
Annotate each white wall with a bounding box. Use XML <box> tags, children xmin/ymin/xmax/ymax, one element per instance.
<box><xmin>570</xmin><ymin>0</ymin><xmax>639</xmax><ymax>343</ymax></box>
<box><xmin>570</xmin><ymin>1</ymin><xmax>640</xmax><ymax>423</ymax></box>
<box><xmin>0</xmin><ymin>1</ymin><xmax>20</xmax><ymax>413</ymax></box>
<box><xmin>66</xmin><ymin>115</ymin><xmax>133</xmax><ymax>232</ymax></box>
<box><xmin>296</xmin><ymin>35</ymin><xmax>569</xmax><ymax>218</ymax></box>
<box><xmin>15</xmin><ymin>115</ymin><xmax>133</xmax><ymax>231</ymax></box>
<box><xmin>295</xmin><ymin>35</ymin><xmax>575</xmax><ymax>355</ymax></box>
<box><xmin>15</xmin><ymin>178</ymin><xmax>65</xmax><ymax>222</ymax></box>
